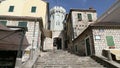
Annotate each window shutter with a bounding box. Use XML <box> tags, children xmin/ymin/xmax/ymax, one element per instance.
<box><xmin>106</xmin><ymin>36</ymin><xmax>115</xmax><ymax>46</ymax></box>
<box><xmin>87</xmin><ymin>14</ymin><xmax>92</xmax><ymax>21</ymax></box>
<box><xmin>78</xmin><ymin>13</ymin><xmax>82</xmax><ymax>21</ymax></box>
<box><xmin>0</xmin><ymin>21</ymin><xmax>7</xmax><ymax>26</ymax></box>
<box><xmin>9</xmin><ymin>6</ymin><xmax>14</xmax><ymax>12</ymax></box>
<box><xmin>18</xmin><ymin>22</ymin><xmax>27</xmax><ymax>27</ymax></box>
<box><xmin>31</xmin><ymin>6</ymin><xmax>36</xmax><ymax>12</ymax></box>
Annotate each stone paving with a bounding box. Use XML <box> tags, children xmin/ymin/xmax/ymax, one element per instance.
<box><xmin>35</xmin><ymin>50</ymin><xmax>106</xmax><ymax>68</ymax></box>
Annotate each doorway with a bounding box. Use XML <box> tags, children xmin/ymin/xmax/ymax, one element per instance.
<box><xmin>85</xmin><ymin>38</ymin><xmax>91</xmax><ymax>56</ymax></box>
<box><xmin>64</xmin><ymin>40</ymin><xmax>68</xmax><ymax>50</ymax></box>
<box><xmin>0</xmin><ymin>51</ymin><xmax>17</xmax><ymax>68</ymax></box>
<box><xmin>53</xmin><ymin>37</ymin><xmax>62</xmax><ymax>49</ymax></box>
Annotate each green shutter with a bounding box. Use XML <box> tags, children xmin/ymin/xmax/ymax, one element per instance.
<box><xmin>31</xmin><ymin>6</ymin><xmax>36</xmax><ymax>12</ymax></box>
<box><xmin>0</xmin><ymin>21</ymin><xmax>7</xmax><ymax>26</ymax></box>
<box><xmin>9</xmin><ymin>6</ymin><xmax>14</xmax><ymax>12</ymax></box>
<box><xmin>78</xmin><ymin>13</ymin><xmax>82</xmax><ymax>20</ymax></box>
<box><xmin>18</xmin><ymin>22</ymin><xmax>27</xmax><ymax>27</ymax></box>
<box><xmin>106</xmin><ymin>36</ymin><xmax>115</xmax><ymax>46</ymax></box>
<box><xmin>88</xmin><ymin>14</ymin><xmax>92</xmax><ymax>20</ymax></box>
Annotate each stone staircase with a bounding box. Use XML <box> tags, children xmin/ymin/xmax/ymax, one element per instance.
<box><xmin>35</xmin><ymin>50</ymin><xmax>106</xmax><ymax>68</ymax></box>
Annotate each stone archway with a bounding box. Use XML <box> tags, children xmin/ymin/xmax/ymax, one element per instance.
<box><xmin>53</xmin><ymin>37</ymin><xmax>62</xmax><ymax>50</ymax></box>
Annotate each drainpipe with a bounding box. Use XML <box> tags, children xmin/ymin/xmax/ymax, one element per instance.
<box><xmin>31</xmin><ymin>21</ymin><xmax>36</xmax><ymax>60</ymax></box>
<box><xmin>17</xmin><ymin>30</ymin><xmax>26</xmax><ymax>58</ymax></box>
<box><xmin>15</xmin><ymin>29</ymin><xmax>25</xmax><ymax>68</ymax></box>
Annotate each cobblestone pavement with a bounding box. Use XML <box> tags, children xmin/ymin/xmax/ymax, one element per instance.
<box><xmin>35</xmin><ymin>50</ymin><xmax>106</xmax><ymax>68</ymax></box>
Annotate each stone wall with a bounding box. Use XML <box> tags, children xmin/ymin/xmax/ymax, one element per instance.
<box><xmin>73</xmin><ymin>27</ymin><xmax>94</xmax><ymax>56</ymax></box>
<box><xmin>73</xmin><ymin>26</ymin><xmax>120</xmax><ymax>56</ymax></box>
<box><xmin>6</xmin><ymin>21</ymin><xmax>41</xmax><ymax>49</ymax></box>
<box><xmin>71</xmin><ymin>11</ymin><xmax>97</xmax><ymax>39</ymax></box>
<box><xmin>92</xmin><ymin>28</ymin><xmax>120</xmax><ymax>56</ymax></box>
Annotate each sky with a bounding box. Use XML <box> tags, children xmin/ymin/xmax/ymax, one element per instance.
<box><xmin>46</xmin><ymin>0</ymin><xmax>116</xmax><ymax>17</ymax></box>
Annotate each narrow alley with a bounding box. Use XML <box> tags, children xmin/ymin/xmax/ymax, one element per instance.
<box><xmin>35</xmin><ymin>50</ymin><xmax>105</xmax><ymax>68</ymax></box>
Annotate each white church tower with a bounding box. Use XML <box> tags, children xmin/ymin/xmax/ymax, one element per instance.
<box><xmin>50</xmin><ymin>6</ymin><xmax>66</xmax><ymax>32</ymax></box>
<box><xmin>44</xmin><ymin>6</ymin><xmax>66</xmax><ymax>50</ymax></box>
<box><xmin>45</xmin><ymin>6</ymin><xmax>66</xmax><ymax>50</ymax></box>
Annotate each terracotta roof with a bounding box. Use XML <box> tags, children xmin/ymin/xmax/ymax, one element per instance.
<box><xmin>90</xmin><ymin>22</ymin><xmax>120</xmax><ymax>26</ymax></box>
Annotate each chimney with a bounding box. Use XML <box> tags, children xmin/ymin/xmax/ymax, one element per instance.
<box><xmin>89</xmin><ymin>7</ymin><xmax>94</xmax><ymax>10</ymax></box>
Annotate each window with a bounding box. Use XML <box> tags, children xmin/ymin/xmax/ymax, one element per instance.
<box><xmin>31</xmin><ymin>6</ymin><xmax>36</xmax><ymax>13</ymax></box>
<box><xmin>76</xmin><ymin>25</ymin><xmax>78</xmax><ymax>27</ymax></box>
<box><xmin>74</xmin><ymin>27</ymin><xmax>76</xmax><ymax>29</ymax></box>
<box><xmin>56</xmin><ymin>21</ymin><xmax>60</xmax><ymax>25</ymax></box>
<box><xmin>99</xmin><ymin>29</ymin><xmax>104</xmax><ymax>32</ymax></box>
<box><xmin>18</xmin><ymin>21</ymin><xmax>27</xmax><ymax>27</ymax></box>
<box><xmin>56</xmin><ymin>22</ymin><xmax>57</xmax><ymax>25</ymax></box>
<box><xmin>58</xmin><ymin>22</ymin><xmax>60</xmax><ymax>25</ymax></box>
<box><xmin>77</xmin><ymin>13</ymin><xmax>82</xmax><ymax>21</ymax></box>
<box><xmin>53</xmin><ymin>15</ymin><xmax>54</xmax><ymax>19</ymax></box>
<box><xmin>9</xmin><ymin>6</ymin><xmax>14</xmax><ymax>12</ymax></box>
<box><xmin>85</xmin><ymin>25</ymin><xmax>87</xmax><ymax>27</ymax></box>
<box><xmin>95</xmin><ymin>35</ymin><xmax>101</xmax><ymax>40</ymax></box>
<box><xmin>74</xmin><ymin>32</ymin><xmax>77</xmax><ymax>37</ymax></box>
<box><xmin>75</xmin><ymin>45</ymin><xmax>77</xmax><ymax>52</ymax></box>
<box><xmin>106</xmin><ymin>36</ymin><xmax>115</xmax><ymax>46</ymax></box>
<box><xmin>0</xmin><ymin>21</ymin><xmax>7</xmax><ymax>26</ymax></box>
<box><xmin>87</xmin><ymin>14</ymin><xmax>92</xmax><ymax>22</ymax></box>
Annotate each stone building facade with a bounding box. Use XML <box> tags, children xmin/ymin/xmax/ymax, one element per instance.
<box><xmin>44</xmin><ymin>6</ymin><xmax>66</xmax><ymax>50</ymax></box>
<box><xmin>0</xmin><ymin>0</ymin><xmax>49</xmax><ymax>65</ymax></box>
<box><xmin>65</xmin><ymin>8</ymin><xmax>97</xmax><ymax>51</ymax></box>
<box><xmin>0</xmin><ymin>0</ymin><xmax>48</xmax><ymax>50</ymax></box>
<box><xmin>72</xmin><ymin>1</ymin><xmax>120</xmax><ymax>57</ymax></box>
<box><xmin>73</xmin><ymin>22</ymin><xmax>120</xmax><ymax>56</ymax></box>
<box><xmin>68</xmin><ymin>8</ymin><xmax>97</xmax><ymax>39</ymax></box>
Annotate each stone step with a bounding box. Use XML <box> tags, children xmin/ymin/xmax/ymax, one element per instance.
<box><xmin>37</xmin><ymin>63</ymin><xmax>102</xmax><ymax>65</ymax></box>
<box><xmin>35</xmin><ymin>50</ymin><xmax>105</xmax><ymax>68</ymax></box>
<box><xmin>36</xmin><ymin>65</ymin><xmax>105</xmax><ymax>68</ymax></box>
<box><xmin>37</xmin><ymin>59</ymin><xmax>98</xmax><ymax>63</ymax></box>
